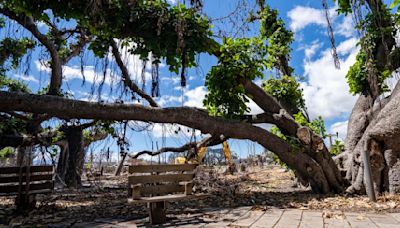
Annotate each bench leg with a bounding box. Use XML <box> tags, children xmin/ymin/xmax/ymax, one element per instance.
<box><xmin>15</xmin><ymin>194</ymin><xmax>36</xmax><ymax>212</ymax></box>
<box><xmin>148</xmin><ymin>201</ymin><xmax>166</xmax><ymax>224</ymax></box>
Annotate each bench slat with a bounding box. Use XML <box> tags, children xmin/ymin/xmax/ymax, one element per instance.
<box><xmin>128</xmin><ymin>164</ymin><xmax>197</xmax><ymax>174</ymax></box>
<box><xmin>0</xmin><ymin>181</ymin><xmax>54</xmax><ymax>194</ymax></box>
<box><xmin>0</xmin><ymin>174</ymin><xmax>53</xmax><ymax>184</ymax></box>
<box><xmin>0</xmin><ymin>166</ymin><xmax>53</xmax><ymax>175</ymax></box>
<box><xmin>129</xmin><ymin>173</ymin><xmax>194</xmax><ymax>184</ymax></box>
<box><xmin>140</xmin><ymin>183</ymin><xmax>186</xmax><ymax>196</ymax></box>
<box><xmin>128</xmin><ymin>193</ymin><xmax>208</xmax><ymax>203</ymax></box>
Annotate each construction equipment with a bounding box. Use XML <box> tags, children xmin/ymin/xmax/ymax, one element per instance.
<box><xmin>195</xmin><ymin>141</ymin><xmax>233</xmax><ymax>165</ymax></box>
<box><xmin>197</xmin><ymin>147</ymin><xmax>207</xmax><ymax>163</ymax></box>
<box><xmin>174</xmin><ymin>156</ymin><xmax>186</xmax><ymax>164</ymax></box>
<box><xmin>223</xmin><ymin>141</ymin><xmax>232</xmax><ymax>163</ymax></box>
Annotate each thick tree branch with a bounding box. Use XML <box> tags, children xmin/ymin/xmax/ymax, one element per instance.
<box><xmin>110</xmin><ymin>40</ymin><xmax>159</xmax><ymax>107</ymax></box>
<box><xmin>129</xmin><ymin>135</ymin><xmax>223</xmax><ymax>159</ymax></box>
<box><xmin>0</xmin><ymin>91</ymin><xmax>334</xmax><ymax>192</ymax></box>
<box><xmin>240</xmin><ymin>78</ymin><xmax>283</xmax><ymax>113</ymax></box>
<box><xmin>0</xmin><ymin>130</ymin><xmax>59</xmax><ymax>148</ymax></box>
<box><xmin>0</xmin><ymin>8</ymin><xmax>63</xmax><ymax>95</ymax></box>
<box><xmin>63</xmin><ymin>34</ymin><xmax>90</xmax><ymax>64</ymax></box>
<box><xmin>0</xmin><ymin>92</ymin><xmax>296</xmax><ymax>165</ymax></box>
<box><xmin>4</xmin><ymin>111</ymin><xmax>30</xmax><ymax>121</ymax></box>
<box><xmin>77</xmin><ymin>120</ymin><xmax>98</xmax><ymax>130</ymax></box>
<box><xmin>241</xmin><ymin>78</ymin><xmax>343</xmax><ymax>191</ymax></box>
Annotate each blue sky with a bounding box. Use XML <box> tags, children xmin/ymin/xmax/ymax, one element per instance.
<box><xmin>5</xmin><ymin>0</ymin><xmax>395</xmax><ymax>160</ymax></box>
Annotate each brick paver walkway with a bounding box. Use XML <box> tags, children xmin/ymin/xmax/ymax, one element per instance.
<box><xmin>74</xmin><ymin>207</ymin><xmax>400</xmax><ymax>227</ymax></box>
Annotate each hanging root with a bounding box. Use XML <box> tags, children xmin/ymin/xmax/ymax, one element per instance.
<box><xmin>321</xmin><ymin>0</ymin><xmax>340</xmax><ymax>69</ymax></box>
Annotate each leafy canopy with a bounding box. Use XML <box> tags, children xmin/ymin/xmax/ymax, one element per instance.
<box><xmin>339</xmin><ymin>1</ymin><xmax>394</xmax><ymax>95</ymax></box>
<box><xmin>2</xmin><ymin>0</ymin><xmax>214</xmax><ymax>74</ymax></box>
<box><xmin>204</xmin><ymin>5</ymin><xmax>298</xmax><ymax>118</ymax></box>
<box><xmin>262</xmin><ymin>75</ymin><xmax>305</xmax><ymax>114</ymax></box>
<box><xmin>204</xmin><ymin>37</ymin><xmax>267</xmax><ymax>117</ymax></box>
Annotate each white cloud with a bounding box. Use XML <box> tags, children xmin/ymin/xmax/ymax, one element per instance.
<box><xmin>76</xmin><ymin>91</ymin><xmax>118</xmax><ymax>102</ymax></box>
<box><xmin>288</xmin><ymin>6</ymin><xmax>335</xmax><ymax>32</ymax></box>
<box><xmin>63</xmin><ymin>65</ymin><xmax>116</xmax><ymax>85</ymax></box>
<box><xmin>36</xmin><ymin>21</ymin><xmax>49</xmax><ymax>31</ymax></box>
<box><xmin>385</xmin><ymin>74</ymin><xmax>400</xmax><ymax>93</ymax></box>
<box><xmin>330</xmin><ymin>120</ymin><xmax>348</xmax><ymax>140</ymax></box>
<box><xmin>167</xmin><ymin>0</ymin><xmax>177</xmax><ymax>4</ymax></box>
<box><xmin>304</xmin><ymin>40</ymin><xmax>322</xmax><ymax>60</ymax></box>
<box><xmin>14</xmin><ymin>74</ymin><xmax>39</xmax><ymax>83</ymax></box>
<box><xmin>336</xmin><ymin>15</ymin><xmax>355</xmax><ymax>38</ymax></box>
<box><xmin>36</xmin><ymin>60</ymin><xmax>118</xmax><ymax>86</ymax></box>
<box><xmin>183</xmin><ymin>86</ymin><xmax>207</xmax><ymax>108</ymax></box>
<box><xmin>35</xmin><ymin>60</ymin><xmax>51</xmax><ymax>73</ymax></box>
<box><xmin>301</xmin><ymin>38</ymin><xmax>359</xmax><ymax>119</ymax></box>
<box><xmin>35</xmin><ymin>41</ymin><xmax>157</xmax><ymax>88</ymax></box>
<box><xmin>336</xmin><ymin>37</ymin><xmax>358</xmax><ymax>55</ymax></box>
<box><xmin>161</xmin><ymin>76</ymin><xmax>181</xmax><ymax>85</ymax></box>
<box><xmin>288</xmin><ymin>5</ymin><xmax>356</xmax><ymax>39</ymax></box>
<box><xmin>247</xmin><ymin>99</ymin><xmax>263</xmax><ymax>115</ymax></box>
<box><xmin>157</xmin><ymin>95</ymin><xmax>182</xmax><ymax>107</ymax></box>
<box><xmin>110</xmin><ymin>41</ymin><xmax>158</xmax><ymax>85</ymax></box>
<box><xmin>152</xmin><ymin>86</ymin><xmax>206</xmax><ymax>108</ymax></box>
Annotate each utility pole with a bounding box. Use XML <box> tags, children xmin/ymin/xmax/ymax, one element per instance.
<box><xmin>326</xmin><ymin>132</ymin><xmax>339</xmax><ymax>148</ymax></box>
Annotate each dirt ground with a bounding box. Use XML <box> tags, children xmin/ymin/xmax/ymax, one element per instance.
<box><xmin>1</xmin><ymin>165</ymin><xmax>400</xmax><ymax>227</ymax></box>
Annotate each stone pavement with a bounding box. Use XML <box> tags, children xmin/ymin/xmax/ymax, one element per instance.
<box><xmin>74</xmin><ymin>207</ymin><xmax>400</xmax><ymax>227</ymax></box>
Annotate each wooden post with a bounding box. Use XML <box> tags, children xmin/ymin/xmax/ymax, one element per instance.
<box><xmin>185</xmin><ymin>182</ymin><xmax>193</xmax><ymax>195</ymax></box>
<box><xmin>115</xmin><ymin>152</ymin><xmax>127</xmax><ymax>176</ymax></box>
<box><xmin>148</xmin><ymin>201</ymin><xmax>166</xmax><ymax>224</ymax></box>
<box><xmin>132</xmin><ymin>184</ymin><xmax>141</xmax><ymax>200</ymax></box>
<box><xmin>363</xmin><ymin>137</ymin><xmax>376</xmax><ymax>202</ymax></box>
<box><xmin>15</xmin><ymin>194</ymin><xmax>36</xmax><ymax>212</ymax></box>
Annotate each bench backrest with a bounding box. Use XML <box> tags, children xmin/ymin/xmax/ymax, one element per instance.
<box><xmin>0</xmin><ymin>165</ymin><xmax>54</xmax><ymax>195</ymax></box>
<box><xmin>128</xmin><ymin>164</ymin><xmax>197</xmax><ymax>197</ymax></box>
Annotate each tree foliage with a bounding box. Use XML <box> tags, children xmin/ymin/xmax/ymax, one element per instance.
<box><xmin>204</xmin><ymin>5</ymin><xmax>298</xmax><ymax>117</ymax></box>
<box><xmin>262</xmin><ymin>76</ymin><xmax>305</xmax><ymax>114</ymax></box>
<box><xmin>0</xmin><ymin>0</ymin><xmax>350</xmax><ymax>193</ymax></box>
<box><xmin>0</xmin><ymin>37</ymin><xmax>35</xmax><ymax>92</ymax></box>
<box><xmin>204</xmin><ymin>37</ymin><xmax>267</xmax><ymax>117</ymax></box>
<box><xmin>341</xmin><ymin>1</ymin><xmax>394</xmax><ymax>96</ymax></box>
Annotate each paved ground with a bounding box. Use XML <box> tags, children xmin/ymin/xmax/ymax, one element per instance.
<box><xmin>73</xmin><ymin>207</ymin><xmax>400</xmax><ymax>227</ymax></box>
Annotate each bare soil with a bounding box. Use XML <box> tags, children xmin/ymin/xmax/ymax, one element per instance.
<box><xmin>1</xmin><ymin>165</ymin><xmax>400</xmax><ymax>227</ymax></box>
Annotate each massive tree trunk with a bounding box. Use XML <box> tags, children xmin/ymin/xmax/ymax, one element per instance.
<box><xmin>56</xmin><ymin>141</ymin><xmax>68</xmax><ymax>183</ymax></box>
<box><xmin>0</xmin><ymin>91</ymin><xmax>344</xmax><ymax>193</ymax></box>
<box><xmin>333</xmin><ymin>0</ymin><xmax>400</xmax><ymax>196</ymax></box>
<box><xmin>16</xmin><ymin>146</ymin><xmax>32</xmax><ymax>166</ymax></box>
<box><xmin>63</xmin><ymin>126</ymin><xmax>84</xmax><ymax>188</ymax></box>
<box><xmin>337</xmin><ymin>81</ymin><xmax>400</xmax><ymax>194</ymax></box>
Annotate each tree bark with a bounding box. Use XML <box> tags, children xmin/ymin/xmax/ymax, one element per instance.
<box><xmin>0</xmin><ymin>91</ymin><xmax>343</xmax><ymax>193</ymax></box>
<box><xmin>341</xmin><ymin>81</ymin><xmax>400</xmax><ymax>194</ymax></box>
<box><xmin>63</xmin><ymin>126</ymin><xmax>84</xmax><ymax>188</ymax></box>
<box><xmin>56</xmin><ymin>142</ymin><xmax>68</xmax><ymax>182</ymax></box>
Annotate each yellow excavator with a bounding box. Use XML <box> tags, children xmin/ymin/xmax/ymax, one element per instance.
<box><xmin>174</xmin><ymin>156</ymin><xmax>187</xmax><ymax>164</ymax></box>
<box><xmin>173</xmin><ymin>141</ymin><xmax>233</xmax><ymax>164</ymax></box>
<box><xmin>196</xmin><ymin>141</ymin><xmax>232</xmax><ymax>164</ymax></box>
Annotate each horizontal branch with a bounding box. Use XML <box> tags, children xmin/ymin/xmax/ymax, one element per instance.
<box><xmin>0</xmin><ymin>130</ymin><xmax>59</xmax><ymax>148</ymax></box>
<box><xmin>110</xmin><ymin>40</ymin><xmax>159</xmax><ymax>107</ymax></box>
<box><xmin>0</xmin><ymin>91</ymin><xmax>336</xmax><ymax>192</ymax></box>
<box><xmin>129</xmin><ymin>135</ymin><xmax>223</xmax><ymax>159</ymax></box>
<box><xmin>0</xmin><ymin>91</ymin><xmax>293</xmax><ymax>159</ymax></box>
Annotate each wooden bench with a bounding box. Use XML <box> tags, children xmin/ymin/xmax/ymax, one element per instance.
<box><xmin>127</xmin><ymin>164</ymin><xmax>204</xmax><ymax>224</ymax></box>
<box><xmin>0</xmin><ymin>165</ymin><xmax>54</xmax><ymax>211</ymax></box>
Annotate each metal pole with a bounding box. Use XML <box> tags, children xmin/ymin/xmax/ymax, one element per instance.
<box><xmin>363</xmin><ymin>137</ymin><xmax>376</xmax><ymax>202</ymax></box>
